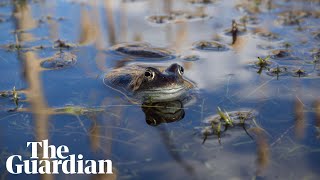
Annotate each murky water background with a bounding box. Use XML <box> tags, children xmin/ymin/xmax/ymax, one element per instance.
<box><xmin>0</xmin><ymin>0</ymin><xmax>320</xmax><ymax>179</ymax></box>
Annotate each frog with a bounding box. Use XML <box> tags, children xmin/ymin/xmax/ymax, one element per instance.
<box><xmin>103</xmin><ymin>63</ymin><xmax>195</xmax><ymax>102</ymax></box>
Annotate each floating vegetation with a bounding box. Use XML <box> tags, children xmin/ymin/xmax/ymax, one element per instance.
<box><xmin>189</xmin><ymin>0</ymin><xmax>215</xmax><ymax>5</ymax></box>
<box><xmin>305</xmin><ymin>57</ymin><xmax>320</xmax><ymax>65</ymax></box>
<box><xmin>146</xmin><ymin>11</ymin><xmax>210</xmax><ymax>25</ymax></box>
<box><xmin>12</xmin><ymin>86</ymin><xmax>19</xmax><ymax>108</ymax></box>
<box><xmin>184</xmin><ymin>12</ymin><xmax>211</xmax><ymax>21</ymax></box>
<box><xmin>235</xmin><ymin>0</ymin><xmax>264</xmax><ymax>14</ymax></box>
<box><xmin>146</xmin><ymin>15</ymin><xmax>175</xmax><ymax>24</ymax></box>
<box><xmin>225</xmin><ymin>20</ymin><xmax>247</xmax><ymax>44</ymax></box>
<box><xmin>311</xmin><ymin>51</ymin><xmax>320</xmax><ymax>60</ymax></box>
<box><xmin>281</xmin><ymin>42</ymin><xmax>292</xmax><ymax>49</ymax></box>
<box><xmin>1</xmin><ymin>34</ymin><xmax>25</xmax><ymax>51</ymax></box>
<box><xmin>270</xmin><ymin>49</ymin><xmax>293</xmax><ymax>60</ymax></box>
<box><xmin>217</xmin><ymin>107</ymin><xmax>233</xmax><ymax>127</ymax></box>
<box><xmin>313</xmin><ymin>31</ymin><xmax>320</xmax><ymax>41</ymax></box>
<box><xmin>231</xmin><ymin>20</ymin><xmax>240</xmax><ymax>44</ymax></box>
<box><xmin>40</xmin><ymin>51</ymin><xmax>77</xmax><ymax>69</ymax></box>
<box><xmin>254</xmin><ymin>56</ymin><xmax>272</xmax><ymax>67</ymax></box>
<box><xmin>169</xmin><ymin>10</ymin><xmax>187</xmax><ymax>17</ymax></box>
<box><xmin>257</xmin><ymin>44</ymin><xmax>275</xmax><ymax>50</ymax></box>
<box><xmin>224</xmin><ymin>20</ymin><xmax>247</xmax><ymax>39</ymax></box>
<box><xmin>291</xmin><ymin>68</ymin><xmax>308</xmax><ymax>78</ymax></box>
<box><xmin>180</xmin><ymin>54</ymin><xmax>201</xmax><ymax>61</ymax></box>
<box><xmin>256</xmin><ymin>56</ymin><xmax>270</xmax><ymax>67</ymax></box>
<box><xmin>53</xmin><ymin>39</ymin><xmax>76</xmax><ymax>49</ymax></box>
<box><xmin>276</xmin><ymin>10</ymin><xmax>308</xmax><ymax>26</ymax></box>
<box><xmin>33</xmin><ymin>45</ymin><xmax>46</xmax><ymax>50</ymax></box>
<box><xmin>266</xmin><ymin>66</ymin><xmax>288</xmax><ymax>79</ymax></box>
<box><xmin>38</xmin><ymin>15</ymin><xmax>65</xmax><ymax>24</ymax></box>
<box><xmin>240</xmin><ymin>15</ymin><xmax>260</xmax><ymax>25</ymax></box>
<box><xmin>55</xmin><ymin>105</ymin><xmax>104</xmax><ymax>116</ymax></box>
<box><xmin>110</xmin><ymin>42</ymin><xmax>175</xmax><ymax>60</ymax></box>
<box><xmin>0</xmin><ymin>87</ymin><xmax>25</xmax><ymax>111</ymax></box>
<box><xmin>250</xmin><ymin>56</ymin><xmax>318</xmax><ymax>79</ymax></box>
<box><xmin>253</xmin><ymin>56</ymin><xmax>273</xmax><ymax>74</ymax></box>
<box><xmin>253</xmin><ymin>28</ymin><xmax>279</xmax><ymax>41</ymax></box>
<box><xmin>198</xmin><ymin>109</ymin><xmax>257</xmax><ymax>144</ymax></box>
<box><xmin>193</xmin><ymin>40</ymin><xmax>229</xmax><ymax>51</ymax></box>
<box><xmin>5</xmin><ymin>43</ymin><xmax>23</xmax><ymax>51</ymax></box>
<box><xmin>201</xmin><ymin>126</ymin><xmax>215</xmax><ymax>144</ymax></box>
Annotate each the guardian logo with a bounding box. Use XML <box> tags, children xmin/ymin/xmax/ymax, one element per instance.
<box><xmin>6</xmin><ymin>140</ymin><xmax>113</xmax><ymax>175</ymax></box>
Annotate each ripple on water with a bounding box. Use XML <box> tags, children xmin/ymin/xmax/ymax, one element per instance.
<box><xmin>193</xmin><ymin>40</ymin><xmax>230</xmax><ymax>51</ymax></box>
<box><xmin>290</xmin><ymin>68</ymin><xmax>310</xmax><ymax>78</ymax></box>
<box><xmin>40</xmin><ymin>51</ymin><xmax>77</xmax><ymax>69</ymax></box>
<box><xmin>266</xmin><ymin>66</ymin><xmax>289</xmax><ymax>77</ymax></box>
<box><xmin>110</xmin><ymin>42</ymin><xmax>175</xmax><ymax>60</ymax></box>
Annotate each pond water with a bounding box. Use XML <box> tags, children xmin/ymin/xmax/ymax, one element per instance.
<box><xmin>0</xmin><ymin>0</ymin><xmax>320</xmax><ymax>179</ymax></box>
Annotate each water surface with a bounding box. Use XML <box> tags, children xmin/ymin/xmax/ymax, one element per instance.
<box><xmin>0</xmin><ymin>0</ymin><xmax>320</xmax><ymax>180</ymax></box>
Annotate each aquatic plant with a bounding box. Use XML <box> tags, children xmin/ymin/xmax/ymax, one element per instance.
<box><xmin>12</xmin><ymin>86</ymin><xmax>19</xmax><ymax>108</ymax></box>
<box><xmin>1</xmin><ymin>86</ymin><xmax>20</xmax><ymax>109</ymax></box>
<box><xmin>256</xmin><ymin>56</ymin><xmax>270</xmax><ymax>67</ymax></box>
<box><xmin>40</xmin><ymin>51</ymin><xmax>77</xmax><ymax>69</ymax></box>
<box><xmin>217</xmin><ymin>107</ymin><xmax>233</xmax><ymax>127</ymax></box>
<box><xmin>55</xmin><ymin>106</ymin><xmax>104</xmax><ymax>116</ymax></box>
<box><xmin>53</xmin><ymin>39</ymin><xmax>75</xmax><ymax>49</ymax></box>
<box><xmin>292</xmin><ymin>69</ymin><xmax>306</xmax><ymax>78</ymax></box>
<box><xmin>193</xmin><ymin>41</ymin><xmax>229</xmax><ymax>51</ymax></box>
<box><xmin>231</xmin><ymin>20</ymin><xmax>238</xmax><ymax>44</ymax></box>
<box><xmin>266</xmin><ymin>66</ymin><xmax>287</xmax><ymax>80</ymax></box>
<box><xmin>212</xmin><ymin>121</ymin><xmax>222</xmax><ymax>144</ymax></box>
<box><xmin>255</xmin><ymin>56</ymin><xmax>271</xmax><ymax>74</ymax></box>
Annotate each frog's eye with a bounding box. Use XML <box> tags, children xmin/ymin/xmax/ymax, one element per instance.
<box><xmin>178</xmin><ymin>66</ymin><xmax>184</xmax><ymax>75</ymax></box>
<box><xmin>145</xmin><ymin>70</ymin><xmax>155</xmax><ymax>80</ymax></box>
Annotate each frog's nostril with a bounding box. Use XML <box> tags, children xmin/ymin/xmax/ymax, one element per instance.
<box><xmin>166</xmin><ymin>63</ymin><xmax>180</xmax><ymax>73</ymax></box>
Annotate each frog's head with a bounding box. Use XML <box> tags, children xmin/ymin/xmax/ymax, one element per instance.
<box><xmin>104</xmin><ymin>63</ymin><xmax>195</xmax><ymax>101</ymax></box>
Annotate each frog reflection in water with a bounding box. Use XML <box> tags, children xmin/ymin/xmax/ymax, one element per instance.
<box><xmin>142</xmin><ymin>100</ymin><xmax>185</xmax><ymax>126</ymax></box>
<box><xmin>104</xmin><ymin>63</ymin><xmax>195</xmax><ymax>102</ymax></box>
